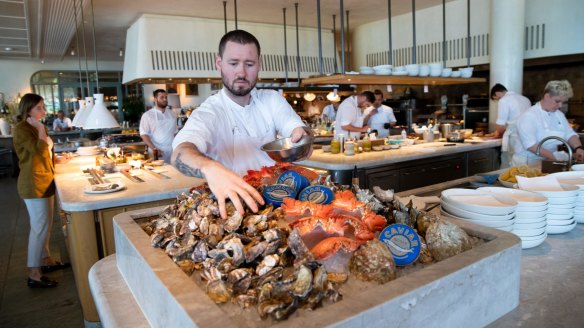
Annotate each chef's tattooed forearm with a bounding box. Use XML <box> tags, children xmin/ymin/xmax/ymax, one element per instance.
<box><xmin>174</xmin><ymin>153</ymin><xmax>203</xmax><ymax>178</ymax></box>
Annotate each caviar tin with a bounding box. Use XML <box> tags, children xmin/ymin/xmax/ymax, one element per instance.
<box><xmin>262</xmin><ymin>184</ymin><xmax>297</xmax><ymax>207</ymax></box>
<box><xmin>379</xmin><ymin>223</ymin><xmax>421</xmax><ymax>266</ymax></box>
<box><xmin>277</xmin><ymin>170</ymin><xmax>310</xmax><ymax>193</ymax></box>
<box><xmin>297</xmin><ymin>185</ymin><xmax>334</xmax><ymax>204</ymax></box>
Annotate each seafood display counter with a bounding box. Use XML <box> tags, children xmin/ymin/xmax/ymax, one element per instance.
<box><xmin>299</xmin><ymin>139</ymin><xmax>502</xmax><ymax>192</ymax></box>
<box><xmin>87</xmin><ymin>182</ymin><xmax>521</xmax><ymax>327</ymax></box>
<box><xmin>54</xmin><ymin>155</ymin><xmax>204</xmax><ymax>323</ymax></box>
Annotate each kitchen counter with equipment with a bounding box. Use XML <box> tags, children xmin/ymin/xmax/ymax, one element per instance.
<box><xmin>299</xmin><ymin>138</ymin><xmax>502</xmax><ymax>191</ymax></box>
<box><xmin>54</xmin><ymin>155</ymin><xmax>204</xmax><ymax>323</ymax></box>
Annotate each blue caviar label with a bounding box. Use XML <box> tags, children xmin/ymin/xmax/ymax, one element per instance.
<box><xmin>298</xmin><ymin>185</ymin><xmax>334</xmax><ymax>204</ymax></box>
<box><xmin>262</xmin><ymin>184</ymin><xmax>297</xmax><ymax>207</ymax></box>
<box><xmin>277</xmin><ymin>170</ymin><xmax>310</xmax><ymax>193</ymax></box>
<box><xmin>379</xmin><ymin>224</ymin><xmax>421</xmax><ymax>266</ymax></box>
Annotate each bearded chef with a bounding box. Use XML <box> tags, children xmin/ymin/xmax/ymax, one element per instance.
<box><xmin>172</xmin><ymin>30</ymin><xmax>311</xmax><ymax>219</ymax></box>
<box><xmin>139</xmin><ymin>89</ymin><xmax>178</xmax><ymax>163</ymax></box>
<box><xmin>514</xmin><ymin>80</ymin><xmax>584</xmax><ymax>166</ymax></box>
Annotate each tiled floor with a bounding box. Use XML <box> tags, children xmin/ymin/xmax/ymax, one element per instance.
<box><xmin>0</xmin><ymin>176</ymin><xmax>84</xmax><ymax>327</ymax></box>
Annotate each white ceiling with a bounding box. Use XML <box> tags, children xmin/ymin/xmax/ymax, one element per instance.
<box><xmin>0</xmin><ymin>0</ymin><xmax>451</xmax><ymax>62</ymax></box>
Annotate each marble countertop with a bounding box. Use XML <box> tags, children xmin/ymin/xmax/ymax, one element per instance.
<box><xmin>299</xmin><ymin>138</ymin><xmax>502</xmax><ymax>170</ymax></box>
<box><xmin>54</xmin><ymin>155</ymin><xmax>204</xmax><ymax>212</ymax></box>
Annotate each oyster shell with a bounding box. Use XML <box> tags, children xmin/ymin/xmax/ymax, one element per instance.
<box><xmin>292</xmin><ymin>265</ymin><xmax>313</xmax><ymax>298</ymax></box>
<box><xmin>228</xmin><ymin>268</ymin><xmax>253</xmax><ymax>295</ymax></box>
<box><xmin>349</xmin><ymin>239</ymin><xmax>396</xmax><ymax>284</ymax></box>
<box><xmin>207</xmin><ymin>279</ymin><xmax>231</xmax><ymax>304</ymax></box>
<box><xmin>244</xmin><ymin>240</ymin><xmax>268</xmax><ymax>263</ymax></box>
<box><xmin>256</xmin><ymin>254</ymin><xmax>280</xmax><ymax>276</ymax></box>
<box><xmin>425</xmin><ymin>219</ymin><xmax>472</xmax><ymax>261</ymax></box>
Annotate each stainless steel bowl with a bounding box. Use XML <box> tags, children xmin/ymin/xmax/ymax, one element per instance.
<box><xmin>261</xmin><ymin>135</ymin><xmax>314</xmax><ymax>162</ymax></box>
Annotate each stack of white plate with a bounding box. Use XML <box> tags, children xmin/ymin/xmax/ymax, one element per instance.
<box><xmin>519</xmin><ymin>183</ymin><xmax>578</xmax><ymax>234</ymax></box>
<box><xmin>440</xmin><ymin>189</ymin><xmax>517</xmax><ymax>232</ymax></box>
<box><xmin>550</xmin><ymin>171</ymin><xmax>584</xmax><ymax>223</ymax></box>
<box><xmin>77</xmin><ymin>146</ymin><xmax>99</xmax><ymax>156</ymax></box>
<box><xmin>477</xmin><ymin>187</ymin><xmax>548</xmax><ymax>249</ymax></box>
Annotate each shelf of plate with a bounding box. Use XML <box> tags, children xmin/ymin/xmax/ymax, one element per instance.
<box><xmin>301</xmin><ymin>74</ymin><xmax>486</xmax><ymax>86</ymax></box>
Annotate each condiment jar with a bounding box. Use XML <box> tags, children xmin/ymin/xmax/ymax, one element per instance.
<box><xmin>330</xmin><ymin>137</ymin><xmax>341</xmax><ymax>154</ymax></box>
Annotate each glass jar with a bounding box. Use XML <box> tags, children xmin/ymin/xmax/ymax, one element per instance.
<box><xmin>330</xmin><ymin>138</ymin><xmax>341</xmax><ymax>154</ymax></box>
<box><xmin>362</xmin><ymin>138</ymin><xmax>372</xmax><ymax>152</ymax></box>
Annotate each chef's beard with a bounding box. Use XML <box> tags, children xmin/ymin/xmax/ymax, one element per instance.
<box><xmin>155</xmin><ymin>100</ymin><xmax>168</xmax><ymax>108</ymax></box>
<box><xmin>223</xmin><ymin>75</ymin><xmax>256</xmax><ymax>97</ymax></box>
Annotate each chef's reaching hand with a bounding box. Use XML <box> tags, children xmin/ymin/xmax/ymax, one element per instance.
<box><xmin>290</xmin><ymin>126</ymin><xmax>312</xmax><ymax>143</ymax></box>
<box><xmin>172</xmin><ymin>143</ymin><xmax>264</xmax><ymax>219</ymax></box>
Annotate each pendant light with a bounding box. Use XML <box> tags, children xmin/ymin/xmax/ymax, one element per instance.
<box><xmin>82</xmin><ymin>0</ymin><xmax>120</xmax><ymax>130</ymax></box>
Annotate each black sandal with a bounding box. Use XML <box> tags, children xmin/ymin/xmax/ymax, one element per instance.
<box><xmin>41</xmin><ymin>261</ymin><xmax>71</xmax><ymax>273</ymax></box>
<box><xmin>27</xmin><ymin>276</ymin><xmax>58</xmax><ymax>288</ymax></box>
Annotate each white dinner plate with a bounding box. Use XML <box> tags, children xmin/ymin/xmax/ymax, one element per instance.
<box><xmin>441</xmin><ymin>201</ymin><xmax>515</xmax><ymax>221</ymax></box>
<box><xmin>546</xmin><ymin>196</ymin><xmax>578</xmax><ymax>206</ymax></box>
<box><xmin>513</xmin><ymin>220</ymin><xmax>547</xmax><ymax>230</ymax></box>
<box><xmin>526</xmin><ymin>184</ymin><xmax>580</xmax><ymax>198</ymax></box>
<box><xmin>515</xmin><ymin>216</ymin><xmax>547</xmax><ymax>225</ymax></box>
<box><xmin>441</xmin><ymin>208</ymin><xmax>515</xmax><ymax>228</ymax></box>
<box><xmin>546</xmin><ymin>207</ymin><xmax>574</xmax><ymax>215</ymax></box>
<box><xmin>548</xmin><ymin>203</ymin><xmax>576</xmax><ymax>209</ymax></box>
<box><xmin>546</xmin><ymin>220</ymin><xmax>577</xmax><ymax>234</ymax></box>
<box><xmin>84</xmin><ymin>181</ymin><xmax>125</xmax><ymax>194</ymax></box>
<box><xmin>477</xmin><ymin>187</ymin><xmax>548</xmax><ymax>206</ymax></box>
<box><xmin>516</xmin><ymin>204</ymin><xmax>548</xmax><ymax>212</ymax></box>
<box><xmin>575</xmin><ymin>215</ymin><xmax>584</xmax><ymax>224</ymax></box>
<box><xmin>512</xmin><ymin>226</ymin><xmax>547</xmax><ymax>237</ymax></box>
<box><xmin>441</xmin><ymin>189</ymin><xmax>517</xmax><ymax>215</ymax></box>
<box><xmin>515</xmin><ymin>209</ymin><xmax>547</xmax><ymax>219</ymax></box>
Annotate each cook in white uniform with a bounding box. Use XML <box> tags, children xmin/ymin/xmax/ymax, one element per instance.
<box><xmin>321</xmin><ymin>96</ymin><xmax>340</xmax><ymax>122</ymax></box>
<box><xmin>514</xmin><ymin>80</ymin><xmax>584</xmax><ymax>166</ymax></box>
<box><xmin>490</xmin><ymin>83</ymin><xmax>532</xmax><ymax>168</ymax></box>
<box><xmin>139</xmin><ymin>89</ymin><xmax>178</xmax><ymax>163</ymax></box>
<box><xmin>172</xmin><ymin>30</ymin><xmax>310</xmax><ymax>219</ymax></box>
<box><xmin>368</xmin><ymin>89</ymin><xmax>396</xmax><ymax>138</ymax></box>
<box><xmin>334</xmin><ymin>91</ymin><xmax>377</xmax><ymax>139</ymax></box>
<box><xmin>52</xmin><ymin>110</ymin><xmax>72</xmax><ymax>131</ymax></box>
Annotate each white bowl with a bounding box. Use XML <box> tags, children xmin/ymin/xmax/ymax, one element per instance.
<box><xmin>374</xmin><ymin>64</ymin><xmax>392</xmax><ymax>70</ymax></box>
<box><xmin>546</xmin><ymin>206</ymin><xmax>574</xmax><ymax>215</ymax></box>
<box><xmin>441</xmin><ymin>189</ymin><xmax>518</xmax><ymax>215</ymax></box>
<box><xmin>461</xmin><ymin>71</ymin><xmax>473</xmax><ymax>78</ymax></box>
<box><xmin>513</xmin><ymin>220</ymin><xmax>547</xmax><ymax>230</ymax></box>
<box><xmin>512</xmin><ymin>226</ymin><xmax>547</xmax><ymax>237</ymax></box>
<box><xmin>547</xmin><ymin>213</ymin><xmax>574</xmax><ymax>221</ymax></box>
<box><xmin>546</xmin><ymin>196</ymin><xmax>578</xmax><ymax>205</ymax></box>
<box><xmin>441</xmin><ymin>201</ymin><xmax>515</xmax><ymax>221</ymax></box>
<box><xmin>440</xmin><ymin>209</ymin><xmax>515</xmax><ymax>229</ymax></box>
<box><xmin>546</xmin><ymin>220</ymin><xmax>577</xmax><ymax>234</ymax></box>
<box><xmin>516</xmin><ymin>203</ymin><xmax>548</xmax><ymax>212</ymax></box>
<box><xmin>571</xmin><ymin>164</ymin><xmax>584</xmax><ymax>171</ymax></box>
<box><xmin>477</xmin><ymin>187</ymin><xmax>548</xmax><ymax>206</ymax></box>
<box><xmin>575</xmin><ymin>215</ymin><xmax>584</xmax><ymax>223</ymax></box>
<box><xmin>521</xmin><ymin>234</ymin><xmax>547</xmax><ymax>249</ymax></box>
<box><xmin>524</xmin><ymin>183</ymin><xmax>579</xmax><ymax>198</ymax></box>
<box><xmin>515</xmin><ymin>210</ymin><xmax>547</xmax><ymax>221</ymax></box>
<box><xmin>451</xmin><ymin>71</ymin><xmax>462</xmax><ymax>78</ymax></box>
<box><xmin>429</xmin><ymin>63</ymin><xmax>443</xmax><ymax>70</ymax></box>
<box><xmin>548</xmin><ymin>203</ymin><xmax>575</xmax><ymax>209</ymax></box>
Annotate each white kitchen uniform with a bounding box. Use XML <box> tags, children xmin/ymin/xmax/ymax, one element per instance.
<box><xmin>367</xmin><ymin>104</ymin><xmax>396</xmax><ymax>138</ymax></box>
<box><xmin>495</xmin><ymin>91</ymin><xmax>531</xmax><ymax>168</ymax></box>
<box><xmin>172</xmin><ymin>88</ymin><xmax>305</xmax><ymax>176</ymax></box>
<box><xmin>334</xmin><ymin>96</ymin><xmax>364</xmax><ymax>139</ymax></box>
<box><xmin>139</xmin><ymin>107</ymin><xmax>178</xmax><ymax>163</ymax></box>
<box><xmin>52</xmin><ymin>117</ymin><xmax>72</xmax><ymax>131</ymax></box>
<box><xmin>513</xmin><ymin>102</ymin><xmax>576</xmax><ymax>166</ymax></box>
<box><xmin>321</xmin><ymin>104</ymin><xmax>337</xmax><ymax>121</ymax></box>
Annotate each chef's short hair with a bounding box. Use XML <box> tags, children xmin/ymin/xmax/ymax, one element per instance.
<box><xmin>153</xmin><ymin>89</ymin><xmax>167</xmax><ymax>98</ymax></box>
<box><xmin>218</xmin><ymin>30</ymin><xmax>261</xmax><ymax>57</ymax></box>
<box><xmin>544</xmin><ymin>80</ymin><xmax>573</xmax><ymax>98</ymax></box>
<box><xmin>360</xmin><ymin>91</ymin><xmax>375</xmax><ymax>103</ymax></box>
<box><xmin>490</xmin><ymin>83</ymin><xmax>507</xmax><ymax>100</ymax></box>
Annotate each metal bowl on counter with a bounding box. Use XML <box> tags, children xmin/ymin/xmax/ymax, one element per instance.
<box><xmin>261</xmin><ymin>135</ymin><xmax>314</xmax><ymax>162</ymax></box>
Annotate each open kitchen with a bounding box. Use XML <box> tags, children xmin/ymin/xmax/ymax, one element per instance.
<box><xmin>1</xmin><ymin>1</ymin><xmax>583</xmax><ymax>327</ymax></box>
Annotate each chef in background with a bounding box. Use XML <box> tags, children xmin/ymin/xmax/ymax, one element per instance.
<box><xmin>321</xmin><ymin>94</ymin><xmax>340</xmax><ymax>122</ymax></box>
<box><xmin>139</xmin><ymin>89</ymin><xmax>178</xmax><ymax>163</ymax></box>
<box><xmin>368</xmin><ymin>89</ymin><xmax>397</xmax><ymax>138</ymax></box>
<box><xmin>172</xmin><ymin>30</ymin><xmax>310</xmax><ymax>219</ymax></box>
<box><xmin>52</xmin><ymin>110</ymin><xmax>72</xmax><ymax>131</ymax></box>
<box><xmin>514</xmin><ymin>80</ymin><xmax>584</xmax><ymax>166</ymax></box>
<box><xmin>334</xmin><ymin>91</ymin><xmax>376</xmax><ymax>139</ymax></box>
<box><xmin>490</xmin><ymin>83</ymin><xmax>531</xmax><ymax>168</ymax></box>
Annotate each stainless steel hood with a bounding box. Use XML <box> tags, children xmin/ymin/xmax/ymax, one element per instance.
<box><xmin>122</xmin><ymin>14</ymin><xmax>337</xmax><ymax>85</ymax></box>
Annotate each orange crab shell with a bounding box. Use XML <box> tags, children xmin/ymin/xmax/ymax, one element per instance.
<box><xmin>310</xmin><ymin>237</ymin><xmax>365</xmax><ymax>261</ymax></box>
<box><xmin>281</xmin><ymin>198</ymin><xmax>335</xmax><ymax>220</ymax></box>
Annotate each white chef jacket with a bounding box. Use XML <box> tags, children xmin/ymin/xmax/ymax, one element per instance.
<box><xmin>172</xmin><ymin>88</ymin><xmax>305</xmax><ymax>176</ymax></box>
<box><xmin>139</xmin><ymin>107</ymin><xmax>178</xmax><ymax>163</ymax></box>
<box><xmin>513</xmin><ymin>102</ymin><xmax>576</xmax><ymax>166</ymax></box>
<box><xmin>334</xmin><ymin>96</ymin><xmax>364</xmax><ymax>139</ymax></box>
<box><xmin>321</xmin><ymin>104</ymin><xmax>337</xmax><ymax>121</ymax></box>
<box><xmin>52</xmin><ymin>117</ymin><xmax>72</xmax><ymax>131</ymax></box>
<box><xmin>367</xmin><ymin>104</ymin><xmax>396</xmax><ymax>138</ymax></box>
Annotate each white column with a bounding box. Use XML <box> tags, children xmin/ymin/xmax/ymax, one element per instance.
<box><xmin>489</xmin><ymin>0</ymin><xmax>526</xmax><ymax>131</ymax></box>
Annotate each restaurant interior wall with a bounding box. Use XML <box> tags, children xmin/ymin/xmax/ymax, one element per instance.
<box><xmin>123</xmin><ymin>14</ymin><xmax>336</xmax><ymax>84</ymax></box>
<box><xmin>141</xmin><ymin>83</ymin><xmax>214</xmax><ymax>110</ymax></box>
<box><xmin>352</xmin><ymin>0</ymin><xmax>584</xmax><ymax>70</ymax></box>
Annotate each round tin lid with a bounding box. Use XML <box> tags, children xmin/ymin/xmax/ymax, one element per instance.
<box><xmin>262</xmin><ymin>184</ymin><xmax>297</xmax><ymax>207</ymax></box>
<box><xmin>379</xmin><ymin>223</ymin><xmax>421</xmax><ymax>266</ymax></box>
<box><xmin>298</xmin><ymin>185</ymin><xmax>334</xmax><ymax>204</ymax></box>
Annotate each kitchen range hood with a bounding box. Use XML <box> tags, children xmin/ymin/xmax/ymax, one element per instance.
<box><xmin>123</xmin><ymin>14</ymin><xmax>337</xmax><ymax>85</ymax></box>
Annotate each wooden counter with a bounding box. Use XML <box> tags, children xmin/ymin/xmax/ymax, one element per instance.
<box><xmin>299</xmin><ymin>138</ymin><xmax>502</xmax><ymax>191</ymax></box>
<box><xmin>54</xmin><ymin>156</ymin><xmax>204</xmax><ymax>323</ymax></box>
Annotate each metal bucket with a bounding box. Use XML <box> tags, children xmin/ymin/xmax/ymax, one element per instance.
<box><xmin>440</xmin><ymin>123</ymin><xmax>453</xmax><ymax>139</ymax></box>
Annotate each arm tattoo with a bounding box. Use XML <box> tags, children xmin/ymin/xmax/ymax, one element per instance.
<box><xmin>174</xmin><ymin>153</ymin><xmax>204</xmax><ymax>178</ymax></box>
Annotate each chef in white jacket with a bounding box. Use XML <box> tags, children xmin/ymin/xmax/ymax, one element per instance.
<box><xmin>172</xmin><ymin>30</ymin><xmax>310</xmax><ymax>219</ymax></box>
<box><xmin>334</xmin><ymin>91</ymin><xmax>377</xmax><ymax>139</ymax></box>
<box><xmin>514</xmin><ymin>80</ymin><xmax>584</xmax><ymax>166</ymax></box>
<box><xmin>368</xmin><ymin>89</ymin><xmax>397</xmax><ymax>138</ymax></box>
<box><xmin>139</xmin><ymin>89</ymin><xmax>178</xmax><ymax>163</ymax></box>
<box><xmin>490</xmin><ymin>83</ymin><xmax>532</xmax><ymax>168</ymax></box>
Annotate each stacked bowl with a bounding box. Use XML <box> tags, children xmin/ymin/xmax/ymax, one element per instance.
<box><xmin>405</xmin><ymin>64</ymin><xmax>419</xmax><ymax>76</ymax></box>
<box><xmin>518</xmin><ymin>182</ymin><xmax>578</xmax><ymax>234</ymax></box>
<box><xmin>440</xmin><ymin>189</ymin><xmax>517</xmax><ymax>232</ymax></box>
<box><xmin>418</xmin><ymin>65</ymin><xmax>430</xmax><ymax>77</ymax></box>
<box><xmin>478</xmin><ymin>187</ymin><xmax>548</xmax><ymax>249</ymax></box>
<box><xmin>359</xmin><ymin>66</ymin><xmax>374</xmax><ymax>74</ymax></box>
<box><xmin>373</xmin><ymin>65</ymin><xmax>392</xmax><ymax>75</ymax></box>
<box><xmin>550</xmin><ymin>171</ymin><xmax>584</xmax><ymax>223</ymax></box>
<box><xmin>429</xmin><ymin>63</ymin><xmax>443</xmax><ymax>76</ymax></box>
